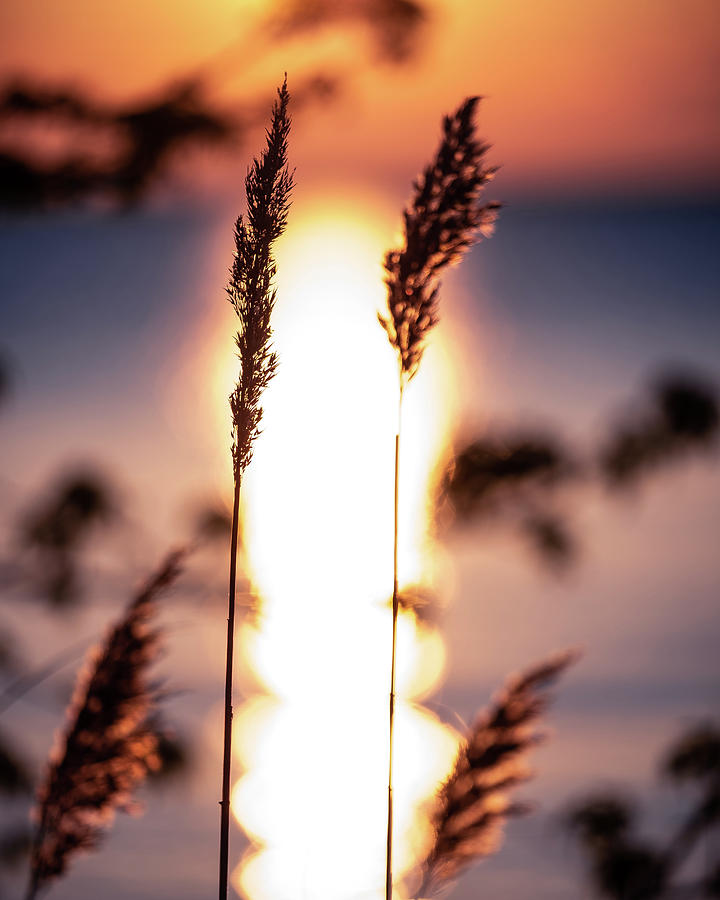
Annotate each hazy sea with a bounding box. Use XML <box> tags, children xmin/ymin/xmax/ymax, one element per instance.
<box><xmin>1</xmin><ymin>201</ymin><xmax>718</xmax><ymax>899</ymax></box>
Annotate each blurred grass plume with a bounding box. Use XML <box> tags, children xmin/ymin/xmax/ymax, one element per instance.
<box><xmin>26</xmin><ymin>549</ymin><xmax>185</xmax><ymax>900</ymax></box>
<box><xmin>418</xmin><ymin>650</ymin><xmax>579</xmax><ymax>897</ymax></box>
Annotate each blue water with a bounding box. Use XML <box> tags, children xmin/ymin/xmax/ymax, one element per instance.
<box><xmin>1</xmin><ymin>201</ymin><xmax>718</xmax><ymax>899</ymax></box>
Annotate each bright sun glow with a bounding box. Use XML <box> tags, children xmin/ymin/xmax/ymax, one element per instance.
<box><xmin>214</xmin><ymin>197</ymin><xmax>461</xmax><ymax>899</ymax></box>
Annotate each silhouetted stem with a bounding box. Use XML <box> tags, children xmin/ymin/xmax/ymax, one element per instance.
<box><xmin>386</xmin><ymin>383</ymin><xmax>404</xmax><ymax>900</ymax></box>
<box><xmin>219</xmin><ymin>467</ymin><xmax>242</xmax><ymax>900</ymax></box>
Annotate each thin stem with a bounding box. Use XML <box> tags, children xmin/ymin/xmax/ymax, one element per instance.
<box><xmin>0</xmin><ymin>637</ymin><xmax>91</xmax><ymax>717</ymax></box>
<box><xmin>25</xmin><ymin>828</ymin><xmax>43</xmax><ymax>900</ymax></box>
<box><xmin>386</xmin><ymin>382</ymin><xmax>404</xmax><ymax>900</ymax></box>
<box><xmin>219</xmin><ymin>467</ymin><xmax>242</xmax><ymax>900</ymax></box>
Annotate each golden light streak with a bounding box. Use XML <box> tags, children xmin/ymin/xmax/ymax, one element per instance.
<box><xmin>216</xmin><ymin>195</ymin><xmax>461</xmax><ymax>899</ymax></box>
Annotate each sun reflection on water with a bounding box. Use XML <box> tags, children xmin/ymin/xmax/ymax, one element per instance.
<box><xmin>219</xmin><ymin>196</ymin><xmax>460</xmax><ymax>899</ymax></box>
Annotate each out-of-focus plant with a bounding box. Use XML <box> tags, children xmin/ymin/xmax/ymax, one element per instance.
<box><xmin>600</xmin><ymin>371</ymin><xmax>719</xmax><ymax>487</ymax></box>
<box><xmin>438</xmin><ymin>371</ymin><xmax>719</xmax><ymax>571</ymax></box>
<box><xmin>0</xmin><ymin>0</ymin><xmax>431</xmax><ymax>212</ymax></box>
<box><xmin>415</xmin><ymin>650</ymin><xmax>578</xmax><ymax>898</ymax></box>
<box><xmin>25</xmin><ymin>550</ymin><xmax>184</xmax><ymax>900</ymax></box>
<box><xmin>17</xmin><ymin>470</ymin><xmax>115</xmax><ymax>608</ymax></box>
<box><xmin>567</xmin><ymin>722</ymin><xmax>720</xmax><ymax>899</ymax></box>
<box><xmin>0</xmin><ymin>728</ymin><xmax>32</xmax><ymax>796</ymax></box>
<box><xmin>192</xmin><ymin>501</ymin><xmax>233</xmax><ymax>545</ymax></box>
<box><xmin>264</xmin><ymin>0</ymin><xmax>429</xmax><ymax>64</ymax></box>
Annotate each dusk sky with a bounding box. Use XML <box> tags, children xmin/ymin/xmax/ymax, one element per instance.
<box><xmin>1</xmin><ymin>2</ymin><xmax>719</xmax><ymax>899</ymax></box>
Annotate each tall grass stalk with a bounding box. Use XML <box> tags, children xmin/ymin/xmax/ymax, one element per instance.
<box><xmin>378</xmin><ymin>96</ymin><xmax>498</xmax><ymax>899</ymax></box>
<box><xmin>218</xmin><ymin>77</ymin><xmax>292</xmax><ymax>900</ymax></box>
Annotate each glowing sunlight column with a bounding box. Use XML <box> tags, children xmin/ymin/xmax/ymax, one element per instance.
<box><xmin>225</xmin><ymin>200</ymin><xmax>459</xmax><ymax>900</ymax></box>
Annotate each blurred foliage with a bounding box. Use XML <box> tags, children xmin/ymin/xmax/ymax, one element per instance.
<box><xmin>0</xmin><ymin>729</ymin><xmax>32</xmax><ymax>795</ymax></box>
<box><xmin>18</xmin><ymin>469</ymin><xmax>115</xmax><ymax>607</ymax></box>
<box><xmin>569</xmin><ymin>795</ymin><xmax>635</xmax><ymax>846</ymax></box>
<box><xmin>567</xmin><ymin>722</ymin><xmax>720</xmax><ymax>899</ymax></box>
<box><xmin>22</xmin><ymin>473</ymin><xmax>113</xmax><ymax>549</ymax></box>
<box><xmin>601</xmin><ymin>372</ymin><xmax>719</xmax><ymax>488</ymax></box>
<box><xmin>0</xmin><ymin>79</ymin><xmax>233</xmax><ymax>211</ymax></box>
<box><xmin>147</xmin><ymin>724</ymin><xmax>192</xmax><ymax>784</ymax></box>
<box><xmin>521</xmin><ymin>512</ymin><xmax>576</xmax><ymax>568</ymax></box>
<box><xmin>0</xmin><ymin>0</ymin><xmax>430</xmax><ymax>212</ymax></box>
<box><xmin>0</xmin><ymin>826</ymin><xmax>31</xmax><ymax>869</ymax></box>
<box><xmin>193</xmin><ymin>502</ymin><xmax>233</xmax><ymax>545</ymax></box>
<box><xmin>438</xmin><ymin>369</ymin><xmax>718</xmax><ymax>570</ymax></box>
<box><xmin>664</xmin><ymin>723</ymin><xmax>720</xmax><ymax>782</ymax></box>
<box><xmin>395</xmin><ymin>584</ymin><xmax>439</xmax><ymax>625</ymax></box>
<box><xmin>438</xmin><ymin>431</ymin><xmax>578</xmax><ymax>567</ymax></box>
<box><xmin>441</xmin><ymin>433</ymin><xmax>576</xmax><ymax>518</ymax></box>
<box><xmin>267</xmin><ymin>0</ymin><xmax>428</xmax><ymax>63</ymax></box>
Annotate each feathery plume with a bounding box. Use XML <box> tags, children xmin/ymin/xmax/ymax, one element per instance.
<box><xmin>227</xmin><ymin>75</ymin><xmax>293</xmax><ymax>475</ymax></box>
<box><xmin>219</xmin><ymin>77</ymin><xmax>293</xmax><ymax>900</ymax></box>
<box><xmin>381</xmin><ymin>95</ymin><xmax>498</xmax><ymax>900</ymax></box>
<box><xmin>379</xmin><ymin>96</ymin><xmax>499</xmax><ymax>382</ymax></box>
<box><xmin>26</xmin><ymin>550</ymin><xmax>185</xmax><ymax>900</ymax></box>
<box><xmin>417</xmin><ymin>649</ymin><xmax>578</xmax><ymax>897</ymax></box>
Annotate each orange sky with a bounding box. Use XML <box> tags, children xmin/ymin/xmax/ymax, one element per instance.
<box><xmin>1</xmin><ymin>0</ymin><xmax>718</xmax><ymax>198</ymax></box>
